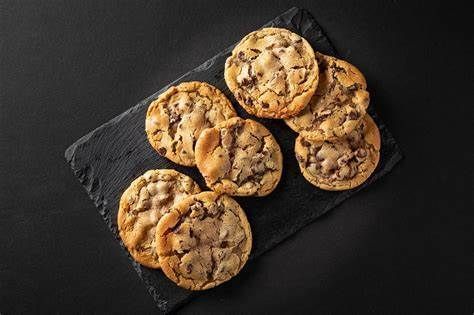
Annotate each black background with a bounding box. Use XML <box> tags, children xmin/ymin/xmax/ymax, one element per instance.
<box><xmin>1</xmin><ymin>0</ymin><xmax>472</xmax><ymax>314</ymax></box>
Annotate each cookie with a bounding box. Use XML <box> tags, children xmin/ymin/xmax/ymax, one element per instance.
<box><xmin>285</xmin><ymin>53</ymin><xmax>370</xmax><ymax>141</ymax></box>
<box><xmin>295</xmin><ymin>115</ymin><xmax>380</xmax><ymax>191</ymax></box>
<box><xmin>224</xmin><ymin>27</ymin><xmax>319</xmax><ymax>119</ymax></box>
<box><xmin>146</xmin><ymin>81</ymin><xmax>237</xmax><ymax>166</ymax></box>
<box><xmin>156</xmin><ymin>191</ymin><xmax>252</xmax><ymax>290</ymax></box>
<box><xmin>195</xmin><ymin>117</ymin><xmax>283</xmax><ymax>196</ymax></box>
<box><xmin>117</xmin><ymin>169</ymin><xmax>201</xmax><ymax>268</ymax></box>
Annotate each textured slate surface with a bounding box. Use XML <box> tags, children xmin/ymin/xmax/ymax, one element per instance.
<box><xmin>65</xmin><ymin>7</ymin><xmax>402</xmax><ymax>313</ymax></box>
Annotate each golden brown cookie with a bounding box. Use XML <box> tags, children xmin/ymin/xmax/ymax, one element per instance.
<box><xmin>224</xmin><ymin>27</ymin><xmax>319</xmax><ymax>119</ymax></box>
<box><xmin>117</xmin><ymin>169</ymin><xmax>201</xmax><ymax>268</ymax></box>
<box><xmin>146</xmin><ymin>81</ymin><xmax>237</xmax><ymax>166</ymax></box>
<box><xmin>295</xmin><ymin>115</ymin><xmax>380</xmax><ymax>191</ymax></box>
<box><xmin>156</xmin><ymin>191</ymin><xmax>252</xmax><ymax>290</ymax></box>
<box><xmin>285</xmin><ymin>53</ymin><xmax>369</xmax><ymax>141</ymax></box>
<box><xmin>195</xmin><ymin>117</ymin><xmax>283</xmax><ymax>196</ymax></box>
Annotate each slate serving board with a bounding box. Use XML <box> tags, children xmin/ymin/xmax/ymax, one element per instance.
<box><xmin>65</xmin><ymin>7</ymin><xmax>402</xmax><ymax>313</ymax></box>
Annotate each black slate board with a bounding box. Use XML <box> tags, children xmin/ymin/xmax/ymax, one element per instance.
<box><xmin>65</xmin><ymin>7</ymin><xmax>402</xmax><ymax>313</ymax></box>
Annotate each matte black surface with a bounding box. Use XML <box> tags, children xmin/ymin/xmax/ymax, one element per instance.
<box><xmin>64</xmin><ymin>8</ymin><xmax>401</xmax><ymax>313</ymax></box>
<box><xmin>1</xmin><ymin>1</ymin><xmax>472</xmax><ymax>314</ymax></box>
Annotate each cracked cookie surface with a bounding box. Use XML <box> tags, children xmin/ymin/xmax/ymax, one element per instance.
<box><xmin>118</xmin><ymin>169</ymin><xmax>201</xmax><ymax>268</ymax></box>
<box><xmin>195</xmin><ymin>117</ymin><xmax>283</xmax><ymax>196</ymax></box>
<box><xmin>225</xmin><ymin>27</ymin><xmax>318</xmax><ymax>119</ymax></box>
<box><xmin>285</xmin><ymin>53</ymin><xmax>369</xmax><ymax>141</ymax></box>
<box><xmin>295</xmin><ymin>115</ymin><xmax>380</xmax><ymax>191</ymax></box>
<box><xmin>156</xmin><ymin>191</ymin><xmax>252</xmax><ymax>290</ymax></box>
<box><xmin>146</xmin><ymin>81</ymin><xmax>237</xmax><ymax>166</ymax></box>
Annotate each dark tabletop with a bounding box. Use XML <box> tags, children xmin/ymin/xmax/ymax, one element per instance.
<box><xmin>1</xmin><ymin>0</ymin><xmax>472</xmax><ymax>314</ymax></box>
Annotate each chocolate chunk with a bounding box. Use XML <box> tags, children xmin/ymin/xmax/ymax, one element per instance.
<box><xmin>347</xmin><ymin>83</ymin><xmax>360</xmax><ymax>91</ymax></box>
<box><xmin>240</xmin><ymin>77</ymin><xmax>255</xmax><ymax>88</ymax></box>
<box><xmin>158</xmin><ymin>147</ymin><xmax>167</xmax><ymax>155</ymax></box>
<box><xmin>186</xmin><ymin>264</ymin><xmax>193</xmax><ymax>273</ymax></box>
<box><xmin>302</xmin><ymin>139</ymin><xmax>312</xmax><ymax>147</ymax></box>
<box><xmin>331</xmin><ymin>64</ymin><xmax>346</xmax><ymax>73</ymax></box>
<box><xmin>348</xmin><ymin>111</ymin><xmax>359</xmax><ymax>120</ymax></box>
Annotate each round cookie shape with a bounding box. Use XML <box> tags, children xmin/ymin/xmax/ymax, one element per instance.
<box><xmin>117</xmin><ymin>169</ymin><xmax>201</xmax><ymax>268</ymax></box>
<box><xmin>156</xmin><ymin>191</ymin><xmax>252</xmax><ymax>291</ymax></box>
<box><xmin>285</xmin><ymin>53</ymin><xmax>370</xmax><ymax>141</ymax></box>
<box><xmin>224</xmin><ymin>27</ymin><xmax>319</xmax><ymax>119</ymax></box>
<box><xmin>295</xmin><ymin>115</ymin><xmax>380</xmax><ymax>191</ymax></box>
<box><xmin>146</xmin><ymin>81</ymin><xmax>237</xmax><ymax>166</ymax></box>
<box><xmin>195</xmin><ymin>117</ymin><xmax>283</xmax><ymax>196</ymax></box>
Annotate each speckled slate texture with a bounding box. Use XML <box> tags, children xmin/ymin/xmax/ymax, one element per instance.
<box><xmin>65</xmin><ymin>7</ymin><xmax>402</xmax><ymax>313</ymax></box>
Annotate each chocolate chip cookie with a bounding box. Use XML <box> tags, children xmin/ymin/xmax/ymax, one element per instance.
<box><xmin>117</xmin><ymin>169</ymin><xmax>201</xmax><ymax>268</ymax></box>
<box><xmin>156</xmin><ymin>191</ymin><xmax>252</xmax><ymax>290</ymax></box>
<box><xmin>224</xmin><ymin>27</ymin><xmax>319</xmax><ymax>119</ymax></box>
<box><xmin>195</xmin><ymin>117</ymin><xmax>283</xmax><ymax>196</ymax></box>
<box><xmin>295</xmin><ymin>115</ymin><xmax>380</xmax><ymax>191</ymax></box>
<box><xmin>285</xmin><ymin>53</ymin><xmax>369</xmax><ymax>141</ymax></box>
<box><xmin>146</xmin><ymin>81</ymin><xmax>237</xmax><ymax>166</ymax></box>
